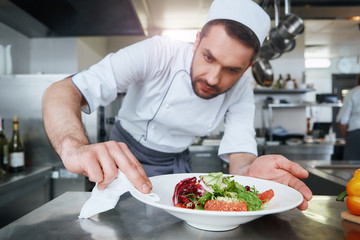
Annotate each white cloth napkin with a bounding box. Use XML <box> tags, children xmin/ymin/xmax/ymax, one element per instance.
<box><xmin>79</xmin><ymin>170</ymin><xmax>159</xmax><ymax>219</ymax></box>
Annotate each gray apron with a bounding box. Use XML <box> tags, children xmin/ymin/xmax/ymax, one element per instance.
<box><xmin>344</xmin><ymin>129</ymin><xmax>360</xmax><ymax>160</ymax></box>
<box><xmin>110</xmin><ymin>121</ymin><xmax>191</xmax><ymax>176</ymax></box>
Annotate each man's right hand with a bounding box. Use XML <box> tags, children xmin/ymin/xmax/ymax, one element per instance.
<box><xmin>60</xmin><ymin>140</ymin><xmax>152</xmax><ymax>193</ymax></box>
<box><xmin>42</xmin><ymin>77</ymin><xmax>151</xmax><ymax>193</ymax></box>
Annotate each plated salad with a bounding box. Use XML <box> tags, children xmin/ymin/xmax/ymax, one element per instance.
<box><xmin>172</xmin><ymin>172</ymin><xmax>274</xmax><ymax>211</ymax></box>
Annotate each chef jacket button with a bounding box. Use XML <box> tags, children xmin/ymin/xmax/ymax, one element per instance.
<box><xmin>165</xmin><ymin>104</ymin><xmax>170</xmax><ymax>109</ymax></box>
<box><xmin>208</xmin><ymin>124</ymin><xmax>212</xmax><ymax>128</ymax></box>
<box><xmin>151</xmin><ymin>125</ymin><xmax>156</xmax><ymax>129</ymax></box>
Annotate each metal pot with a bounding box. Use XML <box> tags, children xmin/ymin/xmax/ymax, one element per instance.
<box><xmin>260</xmin><ymin>38</ymin><xmax>282</xmax><ymax>60</ymax></box>
<box><xmin>277</xmin><ymin>0</ymin><xmax>304</xmax><ymax>39</ymax></box>
<box><xmin>283</xmin><ymin>38</ymin><xmax>296</xmax><ymax>52</ymax></box>
<box><xmin>277</xmin><ymin>14</ymin><xmax>304</xmax><ymax>39</ymax></box>
<box><xmin>269</xmin><ymin>28</ymin><xmax>296</xmax><ymax>53</ymax></box>
<box><xmin>259</xmin><ymin>1</ymin><xmax>282</xmax><ymax>61</ymax></box>
<box><xmin>252</xmin><ymin>59</ymin><xmax>274</xmax><ymax>87</ymax></box>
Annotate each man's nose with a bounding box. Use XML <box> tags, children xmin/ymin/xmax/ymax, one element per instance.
<box><xmin>207</xmin><ymin>66</ymin><xmax>221</xmax><ymax>86</ymax></box>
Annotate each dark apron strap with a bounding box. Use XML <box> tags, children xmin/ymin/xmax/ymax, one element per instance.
<box><xmin>109</xmin><ymin>121</ymin><xmax>191</xmax><ymax>176</ymax></box>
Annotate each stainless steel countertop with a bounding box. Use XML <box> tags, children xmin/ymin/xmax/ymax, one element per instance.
<box><xmin>0</xmin><ymin>166</ymin><xmax>53</xmax><ymax>189</ymax></box>
<box><xmin>298</xmin><ymin>160</ymin><xmax>360</xmax><ymax>187</ymax></box>
<box><xmin>0</xmin><ymin>166</ymin><xmax>53</xmax><ymax>206</ymax></box>
<box><xmin>0</xmin><ymin>192</ymin><xmax>357</xmax><ymax>240</ymax></box>
<box><xmin>189</xmin><ymin>142</ymin><xmax>336</xmax><ymax>161</ymax></box>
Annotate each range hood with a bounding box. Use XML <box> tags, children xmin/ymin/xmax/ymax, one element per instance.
<box><xmin>0</xmin><ymin>0</ymin><xmax>144</xmax><ymax>37</ymax></box>
<box><xmin>0</xmin><ymin>0</ymin><xmax>359</xmax><ymax>38</ymax></box>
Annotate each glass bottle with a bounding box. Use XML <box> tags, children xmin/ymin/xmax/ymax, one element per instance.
<box><xmin>0</xmin><ymin>117</ymin><xmax>8</xmax><ymax>176</ymax></box>
<box><xmin>285</xmin><ymin>73</ymin><xmax>292</xmax><ymax>82</ymax></box>
<box><xmin>285</xmin><ymin>73</ymin><xmax>294</xmax><ymax>89</ymax></box>
<box><xmin>274</xmin><ymin>74</ymin><xmax>284</xmax><ymax>89</ymax></box>
<box><xmin>9</xmin><ymin>116</ymin><xmax>25</xmax><ymax>172</ymax></box>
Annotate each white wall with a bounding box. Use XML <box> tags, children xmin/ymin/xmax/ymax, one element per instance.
<box><xmin>77</xmin><ymin>37</ymin><xmax>109</xmax><ymax>71</ymax></box>
<box><xmin>107</xmin><ymin>36</ymin><xmax>148</xmax><ymax>53</ymax></box>
<box><xmin>1</xmin><ymin>22</ymin><xmax>79</xmax><ymax>74</ymax></box>
<box><xmin>306</xmin><ymin>57</ymin><xmax>360</xmax><ymax>94</ymax></box>
<box><xmin>271</xmin><ymin>34</ymin><xmax>306</xmax><ymax>84</ymax></box>
<box><xmin>30</xmin><ymin>38</ymin><xmax>78</xmax><ymax>74</ymax></box>
<box><xmin>305</xmin><ymin>56</ymin><xmax>360</xmax><ymax>123</ymax></box>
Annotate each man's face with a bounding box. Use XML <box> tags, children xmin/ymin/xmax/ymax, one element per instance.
<box><xmin>191</xmin><ymin>24</ymin><xmax>254</xmax><ymax>99</ymax></box>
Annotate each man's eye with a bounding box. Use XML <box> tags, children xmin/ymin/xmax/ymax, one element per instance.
<box><xmin>204</xmin><ymin>55</ymin><xmax>213</xmax><ymax>61</ymax></box>
<box><xmin>228</xmin><ymin>68</ymin><xmax>239</xmax><ymax>73</ymax></box>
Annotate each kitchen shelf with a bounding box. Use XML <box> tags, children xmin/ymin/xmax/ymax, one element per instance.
<box><xmin>263</xmin><ymin>102</ymin><xmax>342</xmax><ymax>141</ymax></box>
<box><xmin>254</xmin><ymin>88</ymin><xmax>315</xmax><ymax>94</ymax></box>
<box><xmin>264</xmin><ymin>102</ymin><xmax>343</xmax><ymax>108</ymax></box>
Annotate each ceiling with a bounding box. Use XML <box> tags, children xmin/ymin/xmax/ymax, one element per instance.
<box><xmin>132</xmin><ymin>0</ymin><xmax>360</xmax><ymax>59</ymax></box>
<box><xmin>0</xmin><ymin>0</ymin><xmax>360</xmax><ymax>58</ymax></box>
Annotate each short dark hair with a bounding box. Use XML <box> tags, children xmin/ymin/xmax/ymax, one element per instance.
<box><xmin>200</xmin><ymin>19</ymin><xmax>260</xmax><ymax>63</ymax></box>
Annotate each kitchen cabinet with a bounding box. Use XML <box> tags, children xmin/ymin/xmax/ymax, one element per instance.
<box><xmin>264</xmin><ymin>143</ymin><xmax>334</xmax><ymax>161</ymax></box>
<box><xmin>254</xmin><ymin>88</ymin><xmax>315</xmax><ymax>94</ymax></box>
<box><xmin>0</xmin><ymin>164</ymin><xmax>90</xmax><ymax>228</ymax></box>
<box><xmin>189</xmin><ymin>145</ymin><xmax>223</xmax><ymax>173</ymax></box>
<box><xmin>51</xmin><ymin>164</ymin><xmax>91</xmax><ymax>199</ymax></box>
<box><xmin>299</xmin><ymin>160</ymin><xmax>359</xmax><ymax>195</ymax></box>
<box><xmin>0</xmin><ymin>166</ymin><xmax>52</xmax><ymax>228</ymax></box>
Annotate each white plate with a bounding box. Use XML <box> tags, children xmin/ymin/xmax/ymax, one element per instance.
<box><xmin>130</xmin><ymin>173</ymin><xmax>303</xmax><ymax>231</ymax></box>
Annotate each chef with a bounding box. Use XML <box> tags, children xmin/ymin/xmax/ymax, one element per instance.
<box><xmin>42</xmin><ymin>0</ymin><xmax>312</xmax><ymax>210</ymax></box>
<box><xmin>337</xmin><ymin>85</ymin><xmax>360</xmax><ymax>160</ymax></box>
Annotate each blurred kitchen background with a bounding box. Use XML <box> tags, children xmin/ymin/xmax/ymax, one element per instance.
<box><xmin>0</xmin><ymin>0</ymin><xmax>360</xmax><ymax>228</ymax></box>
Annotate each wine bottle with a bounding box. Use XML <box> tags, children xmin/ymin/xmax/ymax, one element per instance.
<box><xmin>0</xmin><ymin>117</ymin><xmax>8</xmax><ymax>175</ymax></box>
<box><xmin>9</xmin><ymin>116</ymin><xmax>25</xmax><ymax>172</ymax></box>
<box><xmin>274</xmin><ymin>74</ymin><xmax>284</xmax><ymax>89</ymax></box>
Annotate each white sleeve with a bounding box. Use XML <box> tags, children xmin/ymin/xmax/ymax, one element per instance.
<box><xmin>336</xmin><ymin>91</ymin><xmax>353</xmax><ymax>125</ymax></box>
<box><xmin>71</xmin><ymin>36</ymin><xmax>162</xmax><ymax>114</ymax></box>
<box><xmin>218</xmin><ymin>76</ymin><xmax>257</xmax><ymax>162</ymax></box>
<box><xmin>72</xmin><ymin>54</ymin><xmax>118</xmax><ymax>114</ymax></box>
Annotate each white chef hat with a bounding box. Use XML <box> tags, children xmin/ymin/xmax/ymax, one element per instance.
<box><xmin>206</xmin><ymin>0</ymin><xmax>270</xmax><ymax>44</ymax></box>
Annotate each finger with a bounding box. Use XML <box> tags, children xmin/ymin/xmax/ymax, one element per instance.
<box><xmin>118</xmin><ymin>142</ymin><xmax>151</xmax><ymax>185</ymax></box>
<box><xmin>96</xmin><ymin>148</ymin><xmax>119</xmax><ymax>190</ymax></box>
<box><xmin>297</xmin><ymin>200</ymin><xmax>309</xmax><ymax>211</ymax></box>
<box><xmin>81</xmin><ymin>151</ymin><xmax>106</xmax><ymax>184</ymax></box>
<box><xmin>289</xmin><ymin>177</ymin><xmax>313</xmax><ymax>200</ymax></box>
<box><xmin>276</xmin><ymin>156</ymin><xmax>309</xmax><ymax>179</ymax></box>
<box><xmin>119</xmin><ymin>159</ymin><xmax>152</xmax><ymax>193</ymax></box>
<box><xmin>107</xmin><ymin>141</ymin><xmax>152</xmax><ymax>193</ymax></box>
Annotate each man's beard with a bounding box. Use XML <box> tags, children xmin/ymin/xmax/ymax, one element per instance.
<box><xmin>190</xmin><ymin>63</ymin><xmax>225</xmax><ymax>100</ymax></box>
<box><xmin>191</xmin><ymin>78</ymin><xmax>221</xmax><ymax>99</ymax></box>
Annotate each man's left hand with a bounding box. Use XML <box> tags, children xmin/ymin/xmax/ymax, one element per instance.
<box><xmin>246</xmin><ymin>154</ymin><xmax>313</xmax><ymax>210</ymax></box>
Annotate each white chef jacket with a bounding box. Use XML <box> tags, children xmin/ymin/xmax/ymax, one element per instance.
<box><xmin>337</xmin><ymin>86</ymin><xmax>360</xmax><ymax>132</ymax></box>
<box><xmin>72</xmin><ymin>36</ymin><xmax>257</xmax><ymax>161</ymax></box>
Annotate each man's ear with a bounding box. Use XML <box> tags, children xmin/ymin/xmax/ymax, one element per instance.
<box><xmin>193</xmin><ymin>31</ymin><xmax>201</xmax><ymax>53</ymax></box>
